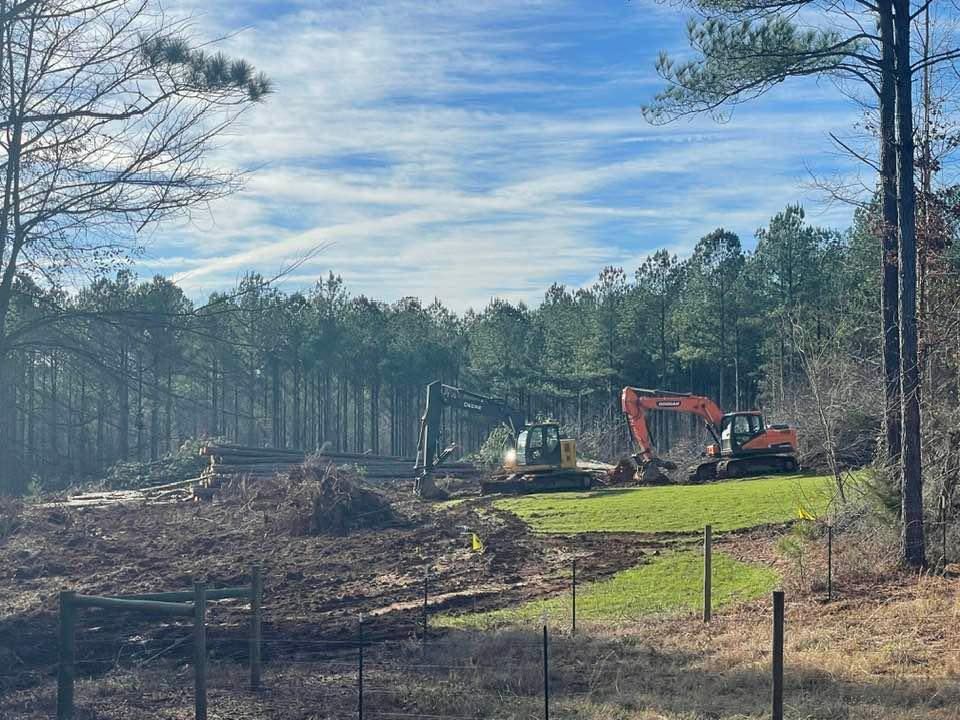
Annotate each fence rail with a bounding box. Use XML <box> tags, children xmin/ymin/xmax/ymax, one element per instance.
<box><xmin>56</xmin><ymin>565</ymin><xmax>263</xmax><ymax>720</ymax></box>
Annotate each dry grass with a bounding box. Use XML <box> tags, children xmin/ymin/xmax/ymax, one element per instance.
<box><xmin>4</xmin><ymin>570</ymin><xmax>959</xmax><ymax>720</ymax></box>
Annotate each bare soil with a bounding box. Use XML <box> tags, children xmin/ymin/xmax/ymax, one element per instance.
<box><xmin>0</xmin><ymin>473</ymin><xmax>653</xmax><ymax>701</ymax></box>
<box><xmin>3</xmin><ymin>472</ymin><xmax>956</xmax><ymax>720</ymax></box>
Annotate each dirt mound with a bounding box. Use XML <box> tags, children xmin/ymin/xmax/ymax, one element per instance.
<box><xmin>264</xmin><ymin>461</ymin><xmax>400</xmax><ymax>536</ymax></box>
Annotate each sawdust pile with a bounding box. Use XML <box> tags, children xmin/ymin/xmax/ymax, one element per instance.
<box><xmin>264</xmin><ymin>460</ymin><xmax>400</xmax><ymax>536</ymax></box>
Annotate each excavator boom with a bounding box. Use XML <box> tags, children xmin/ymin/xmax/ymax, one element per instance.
<box><xmin>415</xmin><ymin>381</ymin><xmax>524</xmax><ymax>479</ymax></box>
<box><xmin>621</xmin><ymin>387</ymin><xmax>724</xmax><ymax>461</ymax></box>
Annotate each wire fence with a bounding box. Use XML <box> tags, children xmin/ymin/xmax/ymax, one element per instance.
<box><xmin>3</xmin><ymin>522</ymin><xmax>960</xmax><ymax>719</ymax></box>
<box><xmin>16</xmin><ymin>612</ymin><xmax>960</xmax><ymax>720</ymax></box>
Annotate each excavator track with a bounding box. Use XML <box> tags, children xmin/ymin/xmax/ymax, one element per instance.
<box><xmin>481</xmin><ymin>468</ymin><xmax>594</xmax><ymax>495</ymax></box>
<box><xmin>687</xmin><ymin>453</ymin><xmax>799</xmax><ymax>483</ymax></box>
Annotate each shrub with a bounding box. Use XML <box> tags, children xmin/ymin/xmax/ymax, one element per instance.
<box><xmin>475</xmin><ymin>425</ymin><xmax>513</xmax><ymax>467</ymax></box>
<box><xmin>103</xmin><ymin>438</ymin><xmax>208</xmax><ymax>490</ymax></box>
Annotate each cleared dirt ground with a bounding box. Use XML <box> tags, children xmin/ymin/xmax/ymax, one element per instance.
<box><xmin>2</xmin><ymin>473</ymin><xmax>958</xmax><ymax>719</ymax></box>
<box><xmin>0</xmin><ymin>477</ymin><xmax>653</xmax><ymax>698</ymax></box>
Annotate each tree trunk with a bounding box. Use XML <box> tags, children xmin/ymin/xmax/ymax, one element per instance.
<box><xmin>49</xmin><ymin>352</ymin><xmax>58</xmax><ymax>465</ymax></box>
<box><xmin>247</xmin><ymin>360</ymin><xmax>257</xmax><ymax>446</ymax></box>
<box><xmin>322</xmin><ymin>370</ymin><xmax>331</xmax><ymax>449</ymax></box>
<box><xmin>268</xmin><ymin>357</ymin><xmax>278</xmax><ymax>447</ymax></box>
<box><xmin>894</xmin><ymin>0</ymin><xmax>925</xmax><ymax>567</ymax></box>
<box><xmin>150</xmin><ymin>354</ymin><xmax>160</xmax><ymax>460</ymax></box>
<box><xmin>292</xmin><ymin>359</ymin><xmax>301</xmax><ymax>449</ymax></box>
<box><xmin>166</xmin><ymin>363</ymin><xmax>174</xmax><ymax>453</ymax></box>
<box><xmin>26</xmin><ymin>351</ymin><xmax>34</xmax><ymax>468</ymax></box>
<box><xmin>879</xmin><ymin>0</ymin><xmax>902</xmax><ymax>467</ymax></box>
<box><xmin>0</xmin><ymin>352</ymin><xmax>16</xmax><ymax>492</ymax></box>
<box><xmin>355</xmin><ymin>382</ymin><xmax>363</xmax><ymax>452</ymax></box>
<box><xmin>371</xmin><ymin>381</ymin><xmax>380</xmax><ymax>455</ymax></box>
<box><xmin>118</xmin><ymin>342</ymin><xmax>129</xmax><ymax>459</ymax></box>
<box><xmin>136</xmin><ymin>351</ymin><xmax>144</xmax><ymax>461</ymax></box>
<box><xmin>209</xmin><ymin>355</ymin><xmax>218</xmax><ymax>437</ymax></box>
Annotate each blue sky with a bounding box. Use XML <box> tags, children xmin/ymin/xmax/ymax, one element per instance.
<box><xmin>144</xmin><ymin>0</ymin><xmax>864</xmax><ymax>311</ymax></box>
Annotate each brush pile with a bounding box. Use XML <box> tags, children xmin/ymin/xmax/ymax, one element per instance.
<box><xmin>274</xmin><ymin>461</ymin><xmax>399</xmax><ymax>536</ymax></box>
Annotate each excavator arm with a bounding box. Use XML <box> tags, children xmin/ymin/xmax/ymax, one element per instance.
<box><xmin>415</xmin><ymin>380</ymin><xmax>525</xmax><ymax>479</ymax></box>
<box><xmin>620</xmin><ymin>387</ymin><xmax>724</xmax><ymax>462</ymax></box>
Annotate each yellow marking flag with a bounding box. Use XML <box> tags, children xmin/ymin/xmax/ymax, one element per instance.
<box><xmin>797</xmin><ymin>505</ymin><xmax>816</xmax><ymax>522</ymax></box>
<box><xmin>471</xmin><ymin>533</ymin><xmax>485</xmax><ymax>553</ymax></box>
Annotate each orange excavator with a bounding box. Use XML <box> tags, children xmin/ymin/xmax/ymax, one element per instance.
<box><xmin>619</xmin><ymin>387</ymin><xmax>799</xmax><ymax>483</ymax></box>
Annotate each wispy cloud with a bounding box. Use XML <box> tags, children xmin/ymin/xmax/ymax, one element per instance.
<box><xmin>141</xmin><ymin>0</ymin><xmax>863</xmax><ymax>311</ymax></box>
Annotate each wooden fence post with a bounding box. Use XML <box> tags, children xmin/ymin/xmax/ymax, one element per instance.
<box><xmin>193</xmin><ymin>582</ymin><xmax>208</xmax><ymax>720</ymax></box>
<box><xmin>250</xmin><ymin>565</ymin><xmax>263</xmax><ymax>691</ymax></box>
<box><xmin>772</xmin><ymin>590</ymin><xmax>784</xmax><ymax>720</ymax></box>
<box><xmin>57</xmin><ymin>591</ymin><xmax>76</xmax><ymax>720</ymax></box>
<box><xmin>703</xmin><ymin>524</ymin><xmax>712</xmax><ymax>623</ymax></box>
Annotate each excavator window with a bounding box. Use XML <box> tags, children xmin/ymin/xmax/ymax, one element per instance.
<box><xmin>527</xmin><ymin>426</ymin><xmax>544</xmax><ymax>463</ymax></box>
<box><xmin>516</xmin><ymin>430</ymin><xmax>529</xmax><ymax>464</ymax></box>
<box><xmin>545</xmin><ymin>427</ymin><xmax>559</xmax><ymax>454</ymax></box>
<box><xmin>543</xmin><ymin>425</ymin><xmax>561</xmax><ymax>465</ymax></box>
<box><xmin>728</xmin><ymin>414</ymin><xmax>764</xmax><ymax>450</ymax></box>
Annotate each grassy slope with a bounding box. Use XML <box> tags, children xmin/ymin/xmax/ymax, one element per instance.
<box><xmin>437</xmin><ymin>551</ymin><xmax>779</xmax><ymax>629</ymax></box>
<box><xmin>494</xmin><ymin>473</ymin><xmax>836</xmax><ymax>534</ymax></box>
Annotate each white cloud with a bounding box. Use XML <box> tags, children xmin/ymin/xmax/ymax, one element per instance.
<box><xmin>138</xmin><ymin>0</ymin><xmax>865</xmax><ymax>311</ymax></box>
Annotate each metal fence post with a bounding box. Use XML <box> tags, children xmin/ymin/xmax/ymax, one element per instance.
<box><xmin>941</xmin><ymin>494</ymin><xmax>948</xmax><ymax>572</ymax></box>
<box><xmin>422</xmin><ymin>566</ymin><xmax>429</xmax><ymax>639</ymax></box>
<box><xmin>571</xmin><ymin>557</ymin><xmax>577</xmax><ymax>636</ymax></box>
<box><xmin>250</xmin><ymin>565</ymin><xmax>263</xmax><ymax>691</ymax></box>
<box><xmin>703</xmin><ymin>524</ymin><xmax>712</xmax><ymax>622</ymax></box>
<box><xmin>827</xmin><ymin>525</ymin><xmax>833</xmax><ymax>601</ymax></box>
<box><xmin>772</xmin><ymin>591</ymin><xmax>784</xmax><ymax>720</ymax></box>
<box><xmin>193</xmin><ymin>582</ymin><xmax>208</xmax><ymax>720</ymax></box>
<box><xmin>542</xmin><ymin>623</ymin><xmax>549</xmax><ymax>720</ymax></box>
<box><xmin>57</xmin><ymin>591</ymin><xmax>76</xmax><ymax>720</ymax></box>
<box><xmin>358</xmin><ymin>615</ymin><xmax>364</xmax><ymax>720</ymax></box>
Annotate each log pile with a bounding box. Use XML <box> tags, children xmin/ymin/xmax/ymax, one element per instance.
<box><xmin>196</xmin><ymin>443</ymin><xmax>478</xmax><ymax>499</ymax></box>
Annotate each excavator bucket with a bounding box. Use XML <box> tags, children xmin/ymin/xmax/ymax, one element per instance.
<box><xmin>608</xmin><ymin>456</ymin><xmax>676</xmax><ymax>486</ymax></box>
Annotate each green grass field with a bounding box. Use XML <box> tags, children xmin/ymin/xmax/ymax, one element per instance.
<box><xmin>494</xmin><ymin>473</ymin><xmax>837</xmax><ymax>534</ymax></box>
<box><xmin>437</xmin><ymin>551</ymin><xmax>779</xmax><ymax>629</ymax></box>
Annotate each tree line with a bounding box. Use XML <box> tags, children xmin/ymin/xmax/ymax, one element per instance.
<box><xmin>645</xmin><ymin>0</ymin><xmax>960</xmax><ymax>570</ymax></box>
<box><xmin>2</xmin><ymin>0</ymin><xmax>958</xmax><ymax>569</ymax></box>
<box><xmin>2</xmin><ymin>203</ymin><xmax>929</xmax><ymax>493</ymax></box>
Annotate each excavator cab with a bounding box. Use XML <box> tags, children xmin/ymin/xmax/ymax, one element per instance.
<box><xmin>516</xmin><ymin>423</ymin><xmax>563</xmax><ymax>467</ymax></box>
<box><xmin>719</xmin><ymin>412</ymin><xmax>765</xmax><ymax>454</ymax></box>
<box><xmin>491</xmin><ymin>420</ymin><xmax>586</xmax><ymax>493</ymax></box>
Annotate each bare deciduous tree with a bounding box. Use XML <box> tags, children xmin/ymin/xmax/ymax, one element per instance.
<box><xmin>0</xmin><ymin>0</ymin><xmax>269</xmax><ymax>475</ymax></box>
